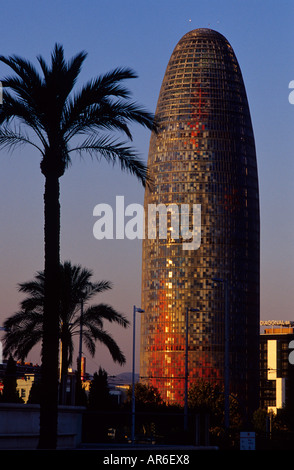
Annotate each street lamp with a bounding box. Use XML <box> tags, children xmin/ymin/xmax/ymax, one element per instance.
<box><xmin>184</xmin><ymin>307</ymin><xmax>199</xmax><ymax>431</ymax></box>
<box><xmin>212</xmin><ymin>277</ymin><xmax>229</xmax><ymax>431</ymax></box>
<box><xmin>131</xmin><ymin>305</ymin><xmax>144</xmax><ymax>445</ymax></box>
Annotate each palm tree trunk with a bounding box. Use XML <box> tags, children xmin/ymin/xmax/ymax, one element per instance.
<box><xmin>38</xmin><ymin>174</ymin><xmax>61</xmax><ymax>449</ymax></box>
<box><xmin>60</xmin><ymin>330</ymin><xmax>69</xmax><ymax>405</ymax></box>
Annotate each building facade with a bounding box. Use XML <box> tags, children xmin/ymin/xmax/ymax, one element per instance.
<box><xmin>260</xmin><ymin>321</ymin><xmax>294</xmax><ymax>413</ymax></box>
<box><xmin>0</xmin><ymin>360</ymin><xmax>41</xmax><ymax>403</ymax></box>
<box><xmin>140</xmin><ymin>29</ymin><xmax>260</xmax><ymax>414</ymax></box>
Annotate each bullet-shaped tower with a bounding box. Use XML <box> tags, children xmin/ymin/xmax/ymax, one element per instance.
<box><xmin>140</xmin><ymin>29</ymin><xmax>260</xmax><ymax>415</ymax></box>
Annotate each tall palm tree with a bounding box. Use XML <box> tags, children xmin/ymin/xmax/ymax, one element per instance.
<box><xmin>2</xmin><ymin>261</ymin><xmax>130</xmax><ymax>403</ymax></box>
<box><xmin>0</xmin><ymin>44</ymin><xmax>156</xmax><ymax>448</ymax></box>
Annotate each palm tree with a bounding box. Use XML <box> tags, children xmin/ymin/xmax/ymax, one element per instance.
<box><xmin>2</xmin><ymin>261</ymin><xmax>130</xmax><ymax>403</ymax></box>
<box><xmin>0</xmin><ymin>44</ymin><xmax>156</xmax><ymax>448</ymax></box>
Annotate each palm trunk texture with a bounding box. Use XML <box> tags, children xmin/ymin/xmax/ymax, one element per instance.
<box><xmin>38</xmin><ymin>175</ymin><xmax>61</xmax><ymax>449</ymax></box>
<box><xmin>60</xmin><ymin>331</ymin><xmax>69</xmax><ymax>405</ymax></box>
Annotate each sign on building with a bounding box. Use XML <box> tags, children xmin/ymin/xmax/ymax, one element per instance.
<box><xmin>240</xmin><ymin>432</ymin><xmax>255</xmax><ymax>450</ymax></box>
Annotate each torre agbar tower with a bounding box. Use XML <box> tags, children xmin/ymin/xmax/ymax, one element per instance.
<box><xmin>140</xmin><ymin>29</ymin><xmax>260</xmax><ymax>414</ymax></box>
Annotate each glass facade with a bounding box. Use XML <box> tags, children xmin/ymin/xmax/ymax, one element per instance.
<box><xmin>140</xmin><ymin>29</ymin><xmax>260</xmax><ymax>413</ymax></box>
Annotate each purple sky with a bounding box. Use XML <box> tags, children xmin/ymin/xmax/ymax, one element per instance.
<box><xmin>0</xmin><ymin>0</ymin><xmax>293</xmax><ymax>377</ymax></box>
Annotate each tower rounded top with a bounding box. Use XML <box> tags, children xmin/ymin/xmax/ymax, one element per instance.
<box><xmin>178</xmin><ymin>28</ymin><xmax>231</xmax><ymax>46</ymax></box>
<box><xmin>182</xmin><ymin>28</ymin><xmax>227</xmax><ymax>38</ymax></box>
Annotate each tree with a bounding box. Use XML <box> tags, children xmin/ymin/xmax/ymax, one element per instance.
<box><xmin>0</xmin><ymin>356</ymin><xmax>23</xmax><ymax>403</ymax></box>
<box><xmin>126</xmin><ymin>382</ymin><xmax>163</xmax><ymax>410</ymax></box>
<box><xmin>188</xmin><ymin>380</ymin><xmax>224</xmax><ymax>416</ymax></box>
<box><xmin>188</xmin><ymin>380</ymin><xmax>242</xmax><ymax>434</ymax></box>
<box><xmin>27</xmin><ymin>379</ymin><xmax>42</xmax><ymax>404</ymax></box>
<box><xmin>3</xmin><ymin>261</ymin><xmax>129</xmax><ymax>404</ymax></box>
<box><xmin>0</xmin><ymin>44</ymin><xmax>156</xmax><ymax>448</ymax></box>
<box><xmin>88</xmin><ymin>367</ymin><xmax>112</xmax><ymax>410</ymax></box>
<box><xmin>252</xmin><ymin>407</ymin><xmax>268</xmax><ymax>434</ymax></box>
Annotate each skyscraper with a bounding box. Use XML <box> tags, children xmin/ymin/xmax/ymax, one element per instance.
<box><xmin>140</xmin><ymin>29</ymin><xmax>260</xmax><ymax>415</ymax></box>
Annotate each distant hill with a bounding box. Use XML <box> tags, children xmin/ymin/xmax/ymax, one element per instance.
<box><xmin>108</xmin><ymin>372</ymin><xmax>139</xmax><ymax>386</ymax></box>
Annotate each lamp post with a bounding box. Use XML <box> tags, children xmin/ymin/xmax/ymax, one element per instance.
<box><xmin>212</xmin><ymin>277</ymin><xmax>229</xmax><ymax>431</ymax></box>
<box><xmin>78</xmin><ymin>297</ymin><xmax>84</xmax><ymax>381</ymax></box>
<box><xmin>78</xmin><ymin>289</ymin><xmax>89</xmax><ymax>381</ymax></box>
<box><xmin>184</xmin><ymin>307</ymin><xmax>199</xmax><ymax>431</ymax></box>
<box><xmin>74</xmin><ymin>294</ymin><xmax>86</xmax><ymax>406</ymax></box>
<box><xmin>0</xmin><ymin>327</ymin><xmax>5</xmax><ymax>365</ymax></box>
<box><xmin>131</xmin><ymin>305</ymin><xmax>144</xmax><ymax>445</ymax></box>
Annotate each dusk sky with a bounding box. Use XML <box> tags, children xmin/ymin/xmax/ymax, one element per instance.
<box><xmin>0</xmin><ymin>0</ymin><xmax>293</xmax><ymax>377</ymax></box>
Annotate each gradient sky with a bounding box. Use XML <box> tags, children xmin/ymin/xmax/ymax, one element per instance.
<box><xmin>0</xmin><ymin>0</ymin><xmax>293</xmax><ymax>376</ymax></box>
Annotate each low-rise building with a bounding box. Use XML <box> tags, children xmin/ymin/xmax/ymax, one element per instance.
<box><xmin>260</xmin><ymin>321</ymin><xmax>294</xmax><ymax>413</ymax></box>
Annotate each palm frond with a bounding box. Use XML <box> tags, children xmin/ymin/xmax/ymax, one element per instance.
<box><xmin>18</xmin><ymin>272</ymin><xmax>45</xmax><ymax>312</ymax></box>
<box><xmin>83</xmin><ymin>304</ymin><xmax>130</xmax><ymax>328</ymax></box>
<box><xmin>100</xmin><ymin>99</ymin><xmax>157</xmax><ymax>134</ymax></box>
<box><xmin>18</xmin><ymin>276</ymin><xmax>45</xmax><ymax>295</ymax></box>
<box><xmin>95</xmin><ymin>66</ymin><xmax>138</xmax><ymax>90</ymax></box>
<box><xmin>4</xmin><ymin>309</ymin><xmax>43</xmax><ymax>330</ymax></box>
<box><xmin>3</xmin><ymin>310</ymin><xmax>43</xmax><ymax>360</ymax></box>
<box><xmin>69</xmin><ymin>134</ymin><xmax>152</xmax><ymax>187</ymax></box>
<box><xmin>61</xmin><ymin>66</ymin><xmax>156</xmax><ymax>140</ymax></box>
<box><xmin>87</xmin><ymin>280</ymin><xmax>112</xmax><ymax>296</ymax></box>
<box><xmin>0</xmin><ymin>54</ymin><xmax>42</xmax><ymax>90</ymax></box>
<box><xmin>81</xmin><ymin>331</ymin><xmax>96</xmax><ymax>357</ymax></box>
<box><xmin>40</xmin><ymin>44</ymin><xmax>87</xmax><ymax>103</ymax></box>
<box><xmin>63</xmin><ymin>103</ymin><xmax>134</xmax><ymax>141</ymax></box>
<box><xmin>72</xmin><ymin>67</ymin><xmax>138</xmax><ymax>107</ymax></box>
<box><xmin>83</xmin><ymin>329</ymin><xmax>126</xmax><ymax>365</ymax></box>
<box><xmin>0</xmin><ymin>90</ymin><xmax>50</xmax><ymax>149</ymax></box>
<box><xmin>0</xmin><ymin>126</ymin><xmax>43</xmax><ymax>153</ymax></box>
